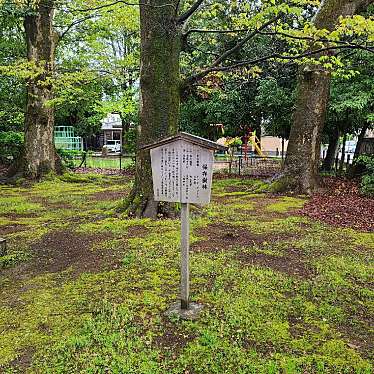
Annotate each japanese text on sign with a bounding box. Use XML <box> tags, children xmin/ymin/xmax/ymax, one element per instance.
<box><xmin>150</xmin><ymin>140</ymin><xmax>214</xmax><ymax>205</ymax></box>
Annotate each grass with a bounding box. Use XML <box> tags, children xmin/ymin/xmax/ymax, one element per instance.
<box><xmin>0</xmin><ymin>175</ymin><xmax>372</xmax><ymax>373</ymax></box>
<box><xmin>72</xmin><ymin>155</ymin><xmax>134</xmax><ymax>169</ymax></box>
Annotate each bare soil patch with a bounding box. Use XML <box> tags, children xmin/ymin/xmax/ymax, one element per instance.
<box><xmin>237</xmin><ymin>248</ymin><xmax>313</xmax><ymax>278</ymax></box>
<box><xmin>224</xmin><ymin>185</ymin><xmax>245</xmax><ymax>193</ymax></box>
<box><xmin>192</xmin><ymin>222</ymin><xmax>264</xmax><ymax>252</ymax></box>
<box><xmin>288</xmin><ymin>315</ymin><xmax>319</xmax><ymax>338</ymax></box>
<box><xmin>90</xmin><ymin>190</ymin><xmax>127</xmax><ymax>201</ymax></box>
<box><xmin>29</xmin><ymin>195</ymin><xmax>73</xmax><ymax>210</ymax></box>
<box><xmin>8</xmin><ymin>348</ymin><xmax>35</xmax><ymax>372</ymax></box>
<box><xmin>28</xmin><ymin>229</ymin><xmax>115</xmax><ymax>275</ymax></box>
<box><xmin>193</xmin><ymin>222</ymin><xmax>300</xmax><ymax>254</ymax></box>
<box><xmin>339</xmin><ymin>323</ymin><xmax>373</xmax><ymax>360</ymax></box>
<box><xmin>5</xmin><ymin>212</ymin><xmax>38</xmax><ymax>219</ymax></box>
<box><xmin>0</xmin><ymin>223</ymin><xmax>27</xmax><ymax>236</ymax></box>
<box><xmin>153</xmin><ymin>318</ymin><xmax>196</xmax><ymax>356</ymax></box>
<box><xmin>126</xmin><ymin>225</ymin><xmax>149</xmax><ymax>238</ymax></box>
<box><xmin>2</xmin><ymin>229</ymin><xmax>117</xmax><ymax>282</ymax></box>
<box><xmin>237</xmin><ymin>248</ymin><xmax>315</xmax><ymax>279</ymax></box>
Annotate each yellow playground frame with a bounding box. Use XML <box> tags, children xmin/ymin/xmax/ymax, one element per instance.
<box><xmin>244</xmin><ymin>132</ymin><xmax>266</xmax><ymax>158</ymax></box>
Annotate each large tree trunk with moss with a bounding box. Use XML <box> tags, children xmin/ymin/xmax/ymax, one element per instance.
<box><xmin>280</xmin><ymin>0</ymin><xmax>372</xmax><ymax>193</ymax></box>
<box><xmin>22</xmin><ymin>1</ymin><xmax>58</xmax><ymax>178</ymax></box>
<box><xmin>125</xmin><ymin>0</ymin><xmax>181</xmax><ymax>217</ymax></box>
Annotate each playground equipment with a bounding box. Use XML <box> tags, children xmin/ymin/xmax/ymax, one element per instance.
<box><xmin>249</xmin><ymin>132</ymin><xmax>266</xmax><ymax>157</ymax></box>
<box><xmin>54</xmin><ymin>126</ymin><xmax>83</xmax><ymax>151</ymax></box>
<box><xmin>243</xmin><ymin>131</ymin><xmax>266</xmax><ymax>159</ymax></box>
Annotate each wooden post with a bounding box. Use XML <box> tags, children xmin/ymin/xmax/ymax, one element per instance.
<box><xmin>180</xmin><ymin>203</ymin><xmax>189</xmax><ymax>310</ymax></box>
<box><xmin>143</xmin><ymin>132</ymin><xmax>226</xmax><ymax>319</ymax></box>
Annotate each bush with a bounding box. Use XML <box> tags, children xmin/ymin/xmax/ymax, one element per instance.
<box><xmin>361</xmin><ymin>174</ymin><xmax>374</xmax><ymax>196</ymax></box>
<box><xmin>356</xmin><ymin>155</ymin><xmax>374</xmax><ymax>196</ymax></box>
<box><xmin>57</xmin><ymin>149</ymin><xmax>86</xmax><ymax>169</ymax></box>
<box><xmin>0</xmin><ymin>131</ymin><xmax>23</xmax><ymax>164</ymax></box>
<box><xmin>123</xmin><ymin>128</ymin><xmax>137</xmax><ymax>154</ymax></box>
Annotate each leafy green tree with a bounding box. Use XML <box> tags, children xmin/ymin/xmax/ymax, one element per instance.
<box><xmin>123</xmin><ymin>0</ymin><xmax>374</xmax><ymax>215</ymax></box>
<box><xmin>0</xmin><ymin>0</ymin><xmax>140</xmax><ymax>174</ymax></box>
<box><xmin>255</xmin><ymin>73</ymin><xmax>296</xmax><ymax>139</ymax></box>
<box><xmin>281</xmin><ymin>0</ymin><xmax>374</xmax><ymax>193</ymax></box>
<box><xmin>0</xmin><ymin>0</ymin><xmax>60</xmax><ymax>177</ymax></box>
<box><xmin>323</xmin><ymin>50</ymin><xmax>373</xmax><ymax>171</ymax></box>
<box><xmin>0</xmin><ymin>10</ymin><xmax>26</xmax><ymax>163</ymax></box>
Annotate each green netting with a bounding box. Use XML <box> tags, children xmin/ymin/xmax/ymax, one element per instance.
<box><xmin>54</xmin><ymin>126</ymin><xmax>83</xmax><ymax>151</ymax></box>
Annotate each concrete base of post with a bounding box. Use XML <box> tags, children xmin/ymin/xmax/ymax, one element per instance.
<box><xmin>165</xmin><ymin>301</ymin><xmax>203</xmax><ymax>321</ymax></box>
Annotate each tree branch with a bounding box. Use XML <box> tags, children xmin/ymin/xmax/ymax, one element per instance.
<box><xmin>210</xmin><ymin>14</ymin><xmax>283</xmax><ymax>68</ymax></box>
<box><xmin>56</xmin><ymin>14</ymin><xmax>100</xmax><ymax>41</ymax></box>
<box><xmin>183</xmin><ymin>15</ymin><xmax>282</xmax><ymax>83</ymax></box>
<box><xmin>70</xmin><ymin>0</ymin><xmax>174</xmax><ymax>13</ymax></box>
<box><xmin>177</xmin><ymin>0</ymin><xmax>204</xmax><ymax>24</ymax></box>
<box><xmin>259</xmin><ymin>30</ymin><xmax>374</xmax><ymax>53</ymax></box>
<box><xmin>184</xmin><ymin>28</ymin><xmax>249</xmax><ymax>37</ymax></box>
<box><xmin>185</xmin><ymin>44</ymin><xmax>374</xmax><ymax>86</ymax></box>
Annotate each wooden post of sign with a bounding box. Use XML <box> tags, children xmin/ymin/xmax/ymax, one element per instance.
<box><xmin>142</xmin><ymin>132</ymin><xmax>227</xmax><ymax>320</ymax></box>
<box><xmin>180</xmin><ymin>203</ymin><xmax>190</xmax><ymax>310</ymax></box>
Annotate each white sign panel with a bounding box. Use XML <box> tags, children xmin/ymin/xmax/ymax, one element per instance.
<box><xmin>150</xmin><ymin>139</ymin><xmax>214</xmax><ymax>205</ymax></box>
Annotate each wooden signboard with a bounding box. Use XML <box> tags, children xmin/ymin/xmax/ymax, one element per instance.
<box><xmin>150</xmin><ymin>140</ymin><xmax>214</xmax><ymax>205</ymax></box>
<box><xmin>142</xmin><ymin>132</ymin><xmax>226</xmax><ymax>317</ymax></box>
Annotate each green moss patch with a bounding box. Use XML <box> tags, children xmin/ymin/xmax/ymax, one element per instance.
<box><xmin>265</xmin><ymin>196</ymin><xmax>307</xmax><ymax>213</ymax></box>
<box><xmin>0</xmin><ymin>175</ymin><xmax>372</xmax><ymax>373</ymax></box>
<box><xmin>0</xmin><ymin>196</ymin><xmax>45</xmax><ymax>215</ymax></box>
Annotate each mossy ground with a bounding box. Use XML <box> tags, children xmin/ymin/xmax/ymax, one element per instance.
<box><xmin>0</xmin><ymin>174</ymin><xmax>372</xmax><ymax>373</ymax></box>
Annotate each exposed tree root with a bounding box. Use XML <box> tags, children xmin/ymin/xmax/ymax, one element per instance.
<box><xmin>269</xmin><ymin>172</ymin><xmax>321</xmax><ymax>195</ymax></box>
<box><xmin>5</xmin><ymin>151</ymin><xmax>64</xmax><ymax>181</ymax></box>
<box><xmin>119</xmin><ymin>187</ymin><xmax>177</xmax><ymax>219</ymax></box>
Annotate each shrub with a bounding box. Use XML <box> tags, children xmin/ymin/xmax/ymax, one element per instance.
<box><xmin>57</xmin><ymin>149</ymin><xmax>86</xmax><ymax>169</ymax></box>
<box><xmin>123</xmin><ymin>128</ymin><xmax>137</xmax><ymax>154</ymax></box>
<box><xmin>361</xmin><ymin>174</ymin><xmax>374</xmax><ymax>196</ymax></box>
<box><xmin>0</xmin><ymin>131</ymin><xmax>24</xmax><ymax>164</ymax></box>
<box><xmin>356</xmin><ymin>155</ymin><xmax>374</xmax><ymax>196</ymax></box>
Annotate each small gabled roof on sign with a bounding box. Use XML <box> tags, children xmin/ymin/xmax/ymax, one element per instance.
<box><xmin>141</xmin><ymin>132</ymin><xmax>227</xmax><ymax>151</ymax></box>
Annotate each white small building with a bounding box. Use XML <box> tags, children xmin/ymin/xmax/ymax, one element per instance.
<box><xmin>100</xmin><ymin>113</ymin><xmax>123</xmax><ymax>152</ymax></box>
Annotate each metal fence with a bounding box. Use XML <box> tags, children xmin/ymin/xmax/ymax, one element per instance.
<box><xmin>214</xmin><ymin>156</ymin><xmax>283</xmax><ymax>177</ymax></box>
<box><xmin>68</xmin><ymin>152</ymin><xmax>135</xmax><ymax>171</ymax></box>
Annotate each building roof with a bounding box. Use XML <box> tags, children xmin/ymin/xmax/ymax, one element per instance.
<box><xmin>141</xmin><ymin>132</ymin><xmax>227</xmax><ymax>151</ymax></box>
<box><xmin>101</xmin><ymin>113</ymin><xmax>122</xmax><ymax>130</ymax></box>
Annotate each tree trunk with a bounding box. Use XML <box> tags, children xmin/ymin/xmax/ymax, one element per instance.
<box><xmin>279</xmin><ymin>0</ymin><xmax>371</xmax><ymax>193</ymax></box>
<box><xmin>347</xmin><ymin>122</ymin><xmax>369</xmax><ymax>177</ymax></box>
<box><xmin>339</xmin><ymin>128</ymin><xmax>347</xmax><ymax>173</ymax></box>
<box><xmin>124</xmin><ymin>0</ymin><xmax>181</xmax><ymax>217</ymax></box>
<box><xmin>353</xmin><ymin>123</ymin><xmax>369</xmax><ymax>161</ymax></box>
<box><xmin>23</xmin><ymin>0</ymin><xmax>58</xmax><ymax>178</ymax></box>
<box><xmin>322</xmin><ymin>126</ymin><xmax>340</xmax><ymax>171</ymax></box>
<box><xmin>282</xmin><ymin>66</ymin><xmax>331</xmax><ymax>192</ymax></box>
